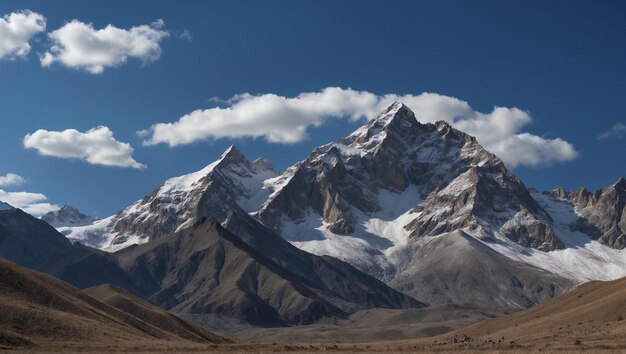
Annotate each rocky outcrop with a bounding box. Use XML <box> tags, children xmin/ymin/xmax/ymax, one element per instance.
<box><xmin>546</xmin><ymin>177</ymin><xmax>626</xmax><ymax>249</ymax></box>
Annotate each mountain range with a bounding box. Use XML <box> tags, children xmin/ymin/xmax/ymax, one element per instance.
<box><xmin>1</xmin><ymin>102</ymin><xmax>625</xmax><ymax>336</ymax></box>
<box><xmin>58</xmin><ymin>102</ymin><xmax>626</xmax><ymax>308</ymax></box>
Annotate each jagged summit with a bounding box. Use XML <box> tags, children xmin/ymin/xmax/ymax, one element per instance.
<box><xmin>41</xmin><ymin>205</ymin><xmax>97</xmax><ymax>228</ymax></box>
<box><xmin>219</xmin><ymin>144</ymin><xmax>247</xmax><ymax>163</ymax></box>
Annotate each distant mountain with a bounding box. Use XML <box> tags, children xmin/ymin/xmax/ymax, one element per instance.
<box><xmin>0</xmin><ymin>201</ymin><xmax>12</xmax><ymax>211</ymax></box>
<box><xmin>0</xmin><ymin>258</ymin><xmax>229</xmax><ymax>349</ymax></box>
<box><xmin>58</xmin><ymin>102</ymin><xmax>626</xmax><ymax>311</ymax></box>
<box><xmin>41</xmin><ymin>205</ymin><xmax>98</xmax><ymax>228</ymax></box>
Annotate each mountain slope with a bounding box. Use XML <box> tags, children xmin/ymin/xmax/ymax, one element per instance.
<box><xmin>389</xmin><ymin>231</ymin><xmax>572</xmax><ymax>309</ymax></box>
<box><xmin>0</xmin><ymin>258</ymin><xmax>229</xmax><ymax>349</ymax></box>
<box><xmin>0</xmin><ymin>207</ymin><xmax>140</xmax><ymax>292</ymax></box>
<box><xmin>85</xmin><ymin>284</ymin><xmax>230</xmax><ymax>343</ymax></box>
<box><xmin>0</xmin><ymin>208</ymin><xmax>71</xmax><ymax>269</ymax></box>
<box><xmin>112</xmin><ymin>218</ymin><xmax>423</xmax><ymax>329</ymax></box>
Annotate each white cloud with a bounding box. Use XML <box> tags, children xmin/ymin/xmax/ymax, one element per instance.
<box><xmin>140</xmin><ymin>87</ymin><xmax>578</xmax><ymax>168</ymax></box>
<box><xmin>24</xmin><ymin>126</ymin><xmax>146</xmax><ymax>169</ymax></box>
<box><xmin>41</xmin><ymin>19</ymin><xmax>168</xmax><ymax>74</ymax></box>
<box><xmin>0</xmin><ymin>173</ymin><xmax>26</xmax><ymax>187</ymax></box>
<box><xmin>597</xmin><ymin>122</ymin><xmax>626</xmax><ymax>140</ymax></box>
<box><xmin>0</xmin><ymin>190</ymin><xmax>59</xmax><ymax>216</ymax></box>
<box><xmin>0</xmin><ymin>10</ymin><xmax>46</xmax><ymax>59</ymax></box>
<box><xmin>0</xmin><ymin>174</ymin><xmax>58</xmax><ymax>217</ymax></box>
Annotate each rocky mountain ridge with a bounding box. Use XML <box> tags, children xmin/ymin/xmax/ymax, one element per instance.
<box><xmin>56</xmin><ymin>102</ymin><xmax>626</xmax><ymax>310</ymax></box>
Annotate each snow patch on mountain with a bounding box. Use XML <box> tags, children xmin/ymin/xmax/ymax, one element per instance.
<box><xmin>59</xmin><ymin>215</ymin><xmax>118</xmax><ymax>249</ymax></box>
<box><xmin>480</xmin><ymin>192</ymin><xmax>626</xmax><ymax>282</ymax></box>
<box><xmin>281</xmin><ymin>185</ymin><xmax>422</xmax><ymax>280</ymax></box>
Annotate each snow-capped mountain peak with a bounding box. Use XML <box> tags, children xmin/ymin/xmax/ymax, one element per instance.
<box><xmin>41</xmin><ymin>205</ymin><xmax>97</xmax><ymax>228</ymax></box>
<box><xmin>61</xmin><ymin>145</ymin><xmax>278</xmax><ymax>251</ymax></box>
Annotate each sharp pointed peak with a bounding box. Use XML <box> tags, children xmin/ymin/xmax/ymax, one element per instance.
<box><xmin>216</xmin><ymin>144</ymin><xmax>250</xmax><ymax>166</ymax></box>
<box><xmin>612</xmin><ymin>176</ymin><xmax>625</xmax><ymax>189</ymax></box>
<box><xmin>220</xmin><ymin>144</ymin><xmax>243</xmax><ymax>158</ymax></box>
<box><xmin>377</xmin><ymin>101</ymin><xmax>414</xmax><ymax>119</ymax></box>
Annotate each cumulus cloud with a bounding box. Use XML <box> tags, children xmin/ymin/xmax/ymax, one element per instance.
<box><xmin>0</xmin><ymin>10</ymin><xmax>46</xmax><ymax>59</ymax></box>
<box><xmin>0</xmin><ymin>175</ymin><xmax>58</xmax><ymax>216</ymax></box>
<box><xmin>140</xmin><ymin>87</ymin><xmax>578</xmax><ymax>168</ymax></box>
<box><xmin>597</xmin><ymin>123</ymin><xmax>626</xmax><ymax>140</ymax></box>
<box><xmin>24</xmin><ymin>126</ymin><xmax>146</xmax><ymax>169</ymax></box>
<box><xmin>0</xmin><ymin>189</ymin><xmax>59</xmax><ymax>216</ymax></box>
<box><xmin>40</xmin><ymin>19</ymin><xmax>168</xmax><ymax>73</ymax></box>
<box><xmin>0</xmin><ymin>173</ymin><xmax>27</xmax><ymax>187</ymax></box>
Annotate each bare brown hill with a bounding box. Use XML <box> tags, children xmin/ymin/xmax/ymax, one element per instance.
<box><xmin>401</xmin><ymin>276</ymin><xmax>626</xmax><ymax>352</ymax></box>
<box><xmin>84</xmin><ymin>284</ymin><xmax>231</xmax><ymax>343</ymax></box>
<box><xmin>0</xmin><ymin>258</ymin><xmax>230</xmax><ymax>350</ymax></box>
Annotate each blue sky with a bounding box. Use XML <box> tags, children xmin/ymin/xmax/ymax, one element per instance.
<box><xmin>0</xmin><ymin>0</ymin><xmax>624</xmax><ymax>217</ymax></box>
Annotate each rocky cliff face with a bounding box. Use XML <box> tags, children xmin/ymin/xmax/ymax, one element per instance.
<box><xmin>545</xmin><ymin>177</ymin><xmax>626</xmax><ymax>249</ymax></box>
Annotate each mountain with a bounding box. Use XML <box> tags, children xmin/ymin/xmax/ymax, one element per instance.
<box><xmin>112</xmin><ymin>217</ymin><xmax>423</xmax><ymax>330</ymax></box>
<box><xmin>0</xmin><ymin>207</ymin><xmax>71</xmax><ymax>269</ymax></box>
<box><xmin>546</xmin><ymin>177</ymin><xmax>626</xmax><ymax>249</ymax></box>
<box><xmin>253</xmin><ymin>102</ymin><xmax>562</xmax><ymax>280</ymax></box>
<box><xmin>41</xmin><ymin>205</ymin><xmax>98</xmax><ymax>228</ymax></box>
<box><xmin>59</xmin><ymin>102</ymin><xmax>626</xmax><ymax>311</ymax></box>
<box><xmin>63</xmin><ymin>146</ymin><xmax>278</xmax><ymax>251</ymax></box>
<box><xmin>0</xmin><ymin>258</ymin><xmax>229</xmax><ymax>349</ymax></box>
<box><xmin>0</xmin><ymin>201</ymin><xmax>12</xmax><ymax>211</ymax></box>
